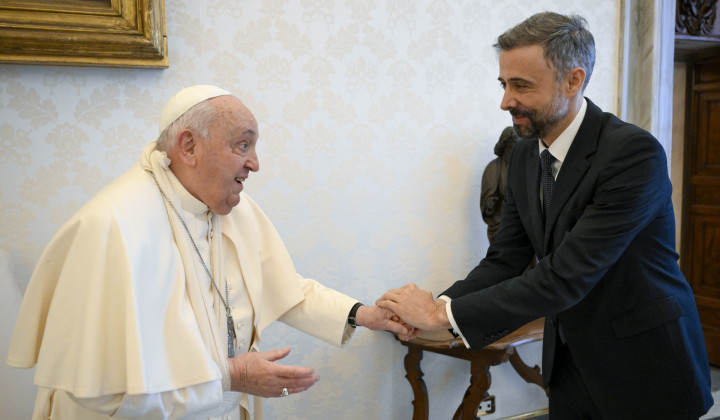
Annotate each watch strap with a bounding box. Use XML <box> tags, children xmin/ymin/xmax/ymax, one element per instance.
<box><xmin>348</xmin><ymin>302</ymin><xmax>364</xmax><ymax>328</ymax></box>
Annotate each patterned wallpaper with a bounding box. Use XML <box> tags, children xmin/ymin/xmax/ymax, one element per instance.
<box><xmin>0</xmin><ymin>1</ymin><xmax>619</xmax><ymax>419</ymax></box>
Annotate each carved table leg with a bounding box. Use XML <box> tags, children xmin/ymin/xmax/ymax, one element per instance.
<box><xmin>452</xmin><ymin>355</ymin><xmax>493</xmax><ymax>420</ymax></box>
<box><xmin>508</xmin><ymin>349</ymin><xmax>548</xmax><ymax>396</ymax></box>
<box><xmin>404</xmin><ymin>345</ymin><xmax>429</xmax><ymax>420</ymax></box>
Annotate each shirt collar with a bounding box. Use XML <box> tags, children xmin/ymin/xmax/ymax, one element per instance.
<box><xmin>538</xmin><ymin>97</ymin><xmax>587</xmax><ymax>164</ymax></box>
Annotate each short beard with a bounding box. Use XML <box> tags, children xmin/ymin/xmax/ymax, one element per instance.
<box><xmin>511</xmin><ymin>90</ymin><xmax>568</xmax><ymax>140</ymax></box>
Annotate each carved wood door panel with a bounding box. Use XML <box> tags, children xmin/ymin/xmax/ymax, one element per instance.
<box><xmin>683</xmin><ymin>55</ymin><xmax>720</xmax><ymax>366</ymax></box>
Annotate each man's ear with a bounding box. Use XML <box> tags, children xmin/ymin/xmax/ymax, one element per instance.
<box><xmin>565</xmin><ymin>67</ymin><xmax>586</xmax><ymax>96</ymax></box>
<box><xmin>175</xmin><ymin>129</ymin><xmax>198</xmax><ymax>167</ymax></box>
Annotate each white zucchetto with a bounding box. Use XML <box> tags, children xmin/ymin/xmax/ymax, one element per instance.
<box><xmin>159</xmin><ymin>85</ymin><xmax>232</xmax><ymax>134</ymax></box>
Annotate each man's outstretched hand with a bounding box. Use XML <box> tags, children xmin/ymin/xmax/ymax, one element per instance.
<box><xmin>376</xmin><ymin>283</ymin><xmax>451</xmax><ymax>333</ymax></box>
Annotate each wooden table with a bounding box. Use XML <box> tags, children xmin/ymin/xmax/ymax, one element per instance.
<box><xmin>399</xmin><ymin>318</ymin><xmax>548</xmax><ymax>420</ymax></box>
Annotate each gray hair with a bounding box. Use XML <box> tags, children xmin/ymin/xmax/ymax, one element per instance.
<box><xmin>494</xmin><ymin>12</ymin><xmax>595</xmax><ymax>91</ymax></box>
<box><xmin>157</xmin><ymin>99</ymin><xmax>218</xmax><ymax>152</ymax></box>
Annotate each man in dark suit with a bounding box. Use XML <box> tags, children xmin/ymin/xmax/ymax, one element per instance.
<box><xmin>378</xmin><ymin>12</ymin><xmax>714</xmax><ymax>419</ymax></box>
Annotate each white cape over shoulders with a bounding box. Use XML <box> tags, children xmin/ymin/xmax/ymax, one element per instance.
<box><xmin>7</xmin><ymin>142</ymin><xmax>355</xmax><ymax>419</ymax></box>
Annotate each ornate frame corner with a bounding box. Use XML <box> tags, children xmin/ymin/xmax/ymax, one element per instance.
<box><xmin>0</xmin><ymin>0</ymin><xmax>167</xmax><ymax>68</ymax></box>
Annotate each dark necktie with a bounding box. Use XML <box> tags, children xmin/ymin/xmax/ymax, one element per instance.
<box><xmin>541</xmin><ymin>149</ymin><xmax>566</xmax><ymax>343</ymax></box>
<box><xmin>540</xmin><ymin>149</ymin><xmax>556</xmax><ymax>218</ymax></box>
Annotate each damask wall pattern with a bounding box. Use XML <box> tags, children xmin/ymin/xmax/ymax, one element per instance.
<box><xmin>0</xmin><ymin>1</ymin><xmax>618</xmax><ymax>419</ymax></box>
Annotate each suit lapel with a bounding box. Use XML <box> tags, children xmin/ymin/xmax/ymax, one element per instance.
<box><xmin>543</xmin><ymin>98</ymin><xmax>603</xmax><ymax>251</ymax></box>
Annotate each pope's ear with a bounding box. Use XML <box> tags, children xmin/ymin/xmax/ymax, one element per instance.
<box><xmin>175</xmin><ymin>129</ymin><xmax>197</xmax><ymax>167</ymax></box>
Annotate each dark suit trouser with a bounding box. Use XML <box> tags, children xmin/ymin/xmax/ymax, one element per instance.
<box><xmin>548</xmin><ymin>343</ymin><xmax>703</xmax><ymax>420</ymax></box>
<box><xmin>549</xmin><ymin>343</ymin><xmax>603</xmax><ymax>420</ymax></box>
<box><xmin>549</xmin><ymin>342</ymin><xmax>697</xmax><ymax>420</ymax></box>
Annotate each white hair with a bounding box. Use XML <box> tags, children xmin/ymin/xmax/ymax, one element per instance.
<box><xmin>156</xmin><ymin>99</ymin><xmax>218</xmax><ymax>152</ymax></box>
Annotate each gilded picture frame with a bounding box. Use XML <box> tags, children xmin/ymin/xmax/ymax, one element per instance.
<box><xmin>0</xmin><ymin>0</ymin><xmax>167</xmax><ymax>68</ymax></box>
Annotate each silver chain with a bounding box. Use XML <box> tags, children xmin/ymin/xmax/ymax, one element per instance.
<box><xmin>148</xmin><ymin>170</ymin><xmax>231</xmax><ymax>317</ymax></box>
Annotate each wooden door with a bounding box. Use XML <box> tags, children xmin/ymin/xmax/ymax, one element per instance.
<box><xmin>683</xmin><ymin>54</ymin><xmax>720</xmax><ymax>366</ymax></box>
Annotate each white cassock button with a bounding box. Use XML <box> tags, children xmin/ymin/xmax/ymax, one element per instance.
<box><xmin>237</xmin><ymin>321</ymin><xmax>244</xmax><ymax>329</ymax></box>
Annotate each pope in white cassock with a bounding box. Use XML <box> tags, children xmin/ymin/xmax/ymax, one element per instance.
<box><xmin>6</xmin><ymin>85</ymin><xmax>410</xmax><ymax>420</ymax></box>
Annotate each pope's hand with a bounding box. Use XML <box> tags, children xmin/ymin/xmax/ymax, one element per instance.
<box><xmin>376</xmin><ymin>283</ymin><xmax>451</xmax><ymax>332</ymax></box>
<box><xmin>355</xmin><ymin>304</ymin><xmax>414</xmax><ymax>336</ymax></box>
<box><xmin>228</xmin><ymin>347</ymin><xmax>319</xmax><ymax>397</ymax></box>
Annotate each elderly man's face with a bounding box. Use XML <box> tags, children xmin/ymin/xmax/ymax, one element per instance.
<box><xmin>194</xmin><ymin>96</ymin><xmax>260</xmax><ymax>215</ymax></box>
<box><xmin>497</xmin><ymin>44</ymin><xmax>569</xmax><ymax>142</ymax></box>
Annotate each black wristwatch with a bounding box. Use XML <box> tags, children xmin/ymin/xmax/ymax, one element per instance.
<box><xmin>348</xmin><ymin>302</ymin><xmax>364</xmax><ymax>328</ymax></box>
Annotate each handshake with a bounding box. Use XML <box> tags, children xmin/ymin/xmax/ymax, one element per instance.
<box><xmin>362</xmin><ymin>283</ymin><xmax>454</xmax><ymax>341</ymax></box>
<box><xmin>229</xmin><ymin>282</ymin><xmax>457</xmax><ymax>398</ymax></box>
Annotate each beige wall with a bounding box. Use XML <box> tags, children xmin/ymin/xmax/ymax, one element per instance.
<box><xmin>0</xmin><ymin>2</ymin><xmax>620</xmax><ymax>419</ymax></box>
<box><xmin>672</xmin><ymin>62</ymin><xmax>687</xmax><ymax>257</ymax></box>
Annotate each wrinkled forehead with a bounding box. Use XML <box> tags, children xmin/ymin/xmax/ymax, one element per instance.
<box><xmin>210</xmin><ymin>96</ymin><xmax>259</xmax><ymax>138</ymax></box>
